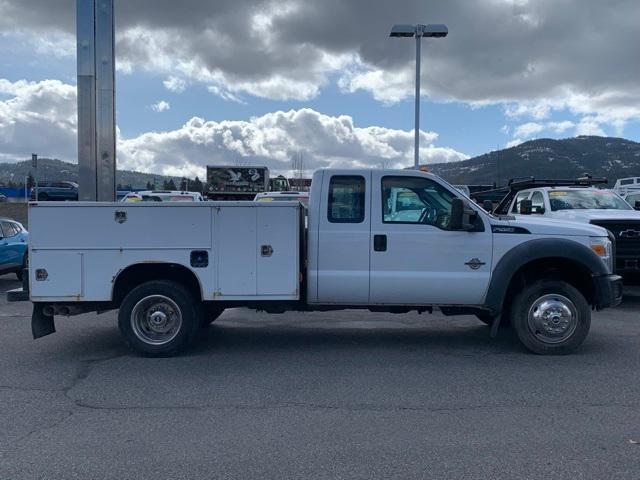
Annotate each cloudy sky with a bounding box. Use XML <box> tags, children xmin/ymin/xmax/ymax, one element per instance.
<box><xmin>0</xmin><ymin>0</ymin><xmax>639</xmax><ymax>177</ymax></box>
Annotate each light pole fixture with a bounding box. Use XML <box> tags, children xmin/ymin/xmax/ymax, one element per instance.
<box><xmin>390</xmin><ymin>23</ymin><xmax>448</xmax><ymax>168</ymax></box>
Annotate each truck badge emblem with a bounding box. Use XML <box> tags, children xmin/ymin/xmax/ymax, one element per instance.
<box><xmin>619</xmin><ymin>229</ymin><xmax>640</xmax><ymax>239</ymax></box>
<box><xmin>465</xmin><ymin>258</ymin><xmax>486</xmax><ymax>270</ymax></box>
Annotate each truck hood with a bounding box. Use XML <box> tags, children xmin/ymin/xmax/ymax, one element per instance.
<box><xmin>492</xmin><ymin>215</ymin><xmax>607</xmax><ymax>237</ymax></box>
<box><xmin>548</xmin><ymin>209</ymin><xmax>640</xmax><ymax>223</ymax></box>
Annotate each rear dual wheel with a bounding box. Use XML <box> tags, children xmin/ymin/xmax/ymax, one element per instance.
<box><xmin>118</xmin><ymin>280</ymin><xmax>201</xmax><ymax>357</ymax></box>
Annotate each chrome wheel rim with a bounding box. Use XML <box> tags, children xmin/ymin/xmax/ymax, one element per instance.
<box><xmin>527</xmin><ymin>294</ymin><xmax>578</xmax><ymax>344</ymax></box>
<box><xmin>131</xmin><ymin>295</ymin><xmax>182</xmax><ymax>345</ymax></box>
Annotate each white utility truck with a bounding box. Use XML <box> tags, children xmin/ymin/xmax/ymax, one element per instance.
<box><xmin>497</xmin><ymin>177</ymin><xmax>640</xmax><ymax>275</ymax></box>
<box><xmin>7</xmin><ymin>169</ymin><xmax>622</xmax><ymax>356</ymax></box>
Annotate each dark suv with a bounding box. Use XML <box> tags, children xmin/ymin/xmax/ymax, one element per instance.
<box><xmin>30</xmin><ymin>181</ymin><xmax>79</xmax><ymax>201</ymax></box>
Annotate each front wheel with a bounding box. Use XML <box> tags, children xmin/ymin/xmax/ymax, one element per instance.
<box><xmin>118</xmin><ymin>280</ymin><xmax>201</xmax><ymax>356</ymax></box>
<box><xmin>510</xmin><ymin>280</ymin><xmax>590</xmax><ymax>355</ymax></box>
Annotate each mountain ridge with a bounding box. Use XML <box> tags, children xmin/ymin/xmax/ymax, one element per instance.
<box><xmin>429</xmin><ymin>136</ymin><xmax>640</xmax><ymax>186</ymax></box>
<box><xmin>0</xmin><ymin>136</ymin><xmax>639</xmax><ymax>188</ymax></box>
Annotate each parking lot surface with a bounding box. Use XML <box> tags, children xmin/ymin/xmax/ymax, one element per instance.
<box><xmin>1</xmin><ymin>274</ymin><xmax>640</xmax><ymax>479</ymax></box>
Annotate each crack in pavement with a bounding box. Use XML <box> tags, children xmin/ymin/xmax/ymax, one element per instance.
<box><xmin>65</xmin><ymin>399</ymin><xmax>640</xmax><ymax>414</ymax></box>
<box><xmin>8</xmin><ymin>410</ymin><xmax>76</xmax><ymax>447</ymax></box>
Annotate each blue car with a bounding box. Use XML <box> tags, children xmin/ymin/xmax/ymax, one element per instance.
<box><xmin>0</xmin><ymin>219</ymin><xmax>28</xmax><ymax>280</ymax></box>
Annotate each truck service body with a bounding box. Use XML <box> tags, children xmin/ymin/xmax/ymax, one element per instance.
<box><xmin>8</xmin><ymin>169</ymin><xmax>622</xmax><ymax>356</ymax></box>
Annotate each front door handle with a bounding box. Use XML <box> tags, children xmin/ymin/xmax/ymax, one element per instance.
<box><xmin>373</xmin><ymin>234</ymin><xmax>387</xmax><ymax>252</ymax></box>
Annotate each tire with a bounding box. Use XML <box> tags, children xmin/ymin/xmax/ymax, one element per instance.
<box><xmin>16</xmin><ymin>253</ymin><xmax>28</xmax><ymax>281</ymax></box>
<box><xmin>37</xmin><ymin>193</ymin><xmax>49</xmax><ymax>201</ymax></box>
<box><xmin>200</xmin><ymin>304</ymin><xmax>224</xmax><ymax>328</ymax></box>
<box><xmin>510</xmin><ymin>280</ymin><xmax>590</xmax><ymax>355</ymax></box>
<box><xmin>118</xmin><ymin>280</ymin><xmax>202</xmax><ymax>356</ymax></box>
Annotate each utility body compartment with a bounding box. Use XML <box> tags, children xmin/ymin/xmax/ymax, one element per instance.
<box><xmin>28</xmin><ymin>202</ymin><xmax>301</xmax><ymax>302</ymax></box>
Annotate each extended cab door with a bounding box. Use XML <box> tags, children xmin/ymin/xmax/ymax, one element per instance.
<box><xmin>315</xmin><ymin>172</ymin><xmax>371</xmax><ymax>303</ymax></box>
<box><xmin>369</xmin><ymin>172</ymin><xmax>492</xmax><ymax>305</ymax></box>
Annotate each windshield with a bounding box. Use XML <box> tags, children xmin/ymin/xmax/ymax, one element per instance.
<box><xmin>549</xmin><ymin>190</ymin><xmax>631</xmax><ymax>211</ymax></box>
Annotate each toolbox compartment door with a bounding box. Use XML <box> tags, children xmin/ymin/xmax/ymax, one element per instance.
<box><xmin>30</xmin><ymin>251</ymin><xmax>83</xmax><ymax>299</ymax></box>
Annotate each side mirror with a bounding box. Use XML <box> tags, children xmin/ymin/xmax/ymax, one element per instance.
<box><xmin>635</xmin><ymin>201</ymin><xmax>640</xmax><ymax>211</ymax></box>
<box><xmin>520</xmin><ymin>199</ymin><xmax>532</xmax><ymax>215</ymax></box>
<box><xmin>482</xmin><ymin>200</ymin><xmax>493</xmax><ymax>213</ymax></box>
<box><xmin>533</xmin><ymin>206</ymin><xmax>545</xmax><ymax>214</ymax></box>
<box><xmin>450</xmin><ymin>198</ymin><xmax>478</xmax><ymax>231</ymax></box>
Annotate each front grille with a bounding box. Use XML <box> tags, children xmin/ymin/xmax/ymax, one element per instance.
<box><xmin>591</xmin><ymin>220</ymin><xmax>640</xmax><ymax>270</ymax></box>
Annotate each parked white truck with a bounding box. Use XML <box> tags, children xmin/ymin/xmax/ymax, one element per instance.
<box><xmin>497</xmin><ymin>178</ymin><xmax>640</xmax><ymax>275</ymax></box>
<box><xmin>7</xmin><ymin>169</ymin><xmax>622</xmax><ymax>356</ymax></box>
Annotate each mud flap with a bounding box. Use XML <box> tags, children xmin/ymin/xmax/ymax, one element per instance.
<box><xmin>490</xmin><ymin>314</ymin><xmax>502</xmax><ymax>338</ymax></box>
<box><xmin>32</xmin><ymin>304</ymin><xmax>56</xmax><ymax>339</ymax></box>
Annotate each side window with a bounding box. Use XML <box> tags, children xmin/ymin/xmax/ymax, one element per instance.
<box><xmin>512</xmin><ymin>192</ymin><xmax>530</xmax><ymax>213</ymax></box>
<box><xmin>328</xmin><ymin>176</ymin><xmax>365</xmax><ymax>223</ymax></box>
<box><xmin>1</xmin><ymin>222</ymin><xmax>15</xmax><ymax>237</ymax></box>
<box><xmin>530</xmin><ymin>191</ymin><xmax>545</xmax><ymax>213</ymax></box>
<box><xmin>626</xmin><ymin>193</ymin><xmax>640</xmax><ymax>207</ymax></box>
<box><xmin>382</xmin><ymin>176</ymin><xmax>456</xmax><ymax>228</ymax></box>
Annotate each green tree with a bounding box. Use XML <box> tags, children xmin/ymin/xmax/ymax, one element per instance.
<box><xmin>146</xmin><ymin>181</ymin><xmax>154</xmax><ymax>190</ymax></box>
<box><xmin>27</xmin><ymin>173</ymin><xmax>35</xmax><ymax>189</ymax></box>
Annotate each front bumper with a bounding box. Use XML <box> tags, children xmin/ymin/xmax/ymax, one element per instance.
<box><xmin>593</xmin><ymin>274</ymin><xmax>623</xmax><ymax>310</ymax></box>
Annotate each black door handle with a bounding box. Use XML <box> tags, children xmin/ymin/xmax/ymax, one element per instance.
<box><xmin>373</xmin><ymin>234</ymin><xmax>387</xmax><ymax>252</ymax></box>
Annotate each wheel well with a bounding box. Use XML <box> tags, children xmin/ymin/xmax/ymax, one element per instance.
<box><xmin>503</xmin><ymin>257</ymin><xmax>595</xmax><ymax>310</ymax></box>
<box><xmin>112</xmin><ymin>263</ymin><xmax>203</xmax><ymax>306</ymax></box>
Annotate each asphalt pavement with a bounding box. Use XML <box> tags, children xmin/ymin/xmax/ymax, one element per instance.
<box><xmin>1</xmin><ymin>274</ymin><xmax>640</xmax><ymax>479</ymax></box>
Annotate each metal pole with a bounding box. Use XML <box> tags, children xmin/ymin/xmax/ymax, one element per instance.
<box><xmin>414</xmin><ymin>32</ymin><xmax>421</xmax><ymax>168</ymax></box>
<box><xmin>95</xmin><ymin>0</ymin><xmax>116</xmax><ymax>201</ymax></box>
<box><xmin>77</xmin><ymin>0</ymin><xmax>116</xmax><ymax>202</ymax></box>
<box><xmin>77</xmin><ymin>0</ymin><xmax>97</xmax><ymax>201</ymax></box>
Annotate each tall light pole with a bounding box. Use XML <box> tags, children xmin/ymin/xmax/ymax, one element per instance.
<box><xmin>390</xmin><ymin>23</ymin><xmax>448</xmax><ymax>168</ymax></box>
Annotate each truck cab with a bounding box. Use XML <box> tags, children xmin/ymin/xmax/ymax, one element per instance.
<box><xmin>307</xmin><ymin>170</ymin><xmax>493</xmax><ymax>305</ymax></box>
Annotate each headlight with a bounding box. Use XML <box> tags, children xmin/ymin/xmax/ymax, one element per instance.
<box><xmin>590</xmin><ymin>237</ymin><xmax>613</xmax><ymax>272</ymax></box>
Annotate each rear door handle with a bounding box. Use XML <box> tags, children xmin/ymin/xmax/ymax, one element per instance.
<box><xmin>373</xmin><ymin>234</ymin><xmax>387</xmax><ymax>252</ymax></box>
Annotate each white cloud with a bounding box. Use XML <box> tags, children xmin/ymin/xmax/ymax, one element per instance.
<box><xmin>0</xmin><ymin>78</ymin><xmax>468</xmax><ymax>176</ymax></box>
<box><xmin>118</xmin><ymin>108</ymin><xmax>468</xmax><ymax>178</ymax></box>
<box><xmin>547</xmin><ymin>120</ymin><xmax>575</xmax><ymax>134</ymax></box>
<box><xmin>575</xmin><ymin>117</ymin><xmax>605</xmax><ymax>136</ymax></box>
<box><xmin>0</xmin><ymin>78</ymin><xmax>77</xmax><ymax>161</ymax></box>
<box><xmin>163</xmin><ymin>76</ymin><xmax>187</xmax><ymax>93</ymax></box>
<box><xmin>513</xmin><ymin>122</ymin><xmax>544</xmax><ymax>138</ymax></box>
<box><xmin>506</xmin><ymin>138</ymin><xmax>524</xmax><ymax>148</ymax></box>
<box><xmin>2</xmin><ymin>0</ymin><xmax>637</xmax><ymax>137</ymax></box>
<box><xmin>150</xmin><ymin>100</ymin><xmax>170</xmax><ymax>112</ymax></box>
<box><xmin>504</xmin><ymin>102</ymin><xmax>551</xmax><ymax>120</ymax></box>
